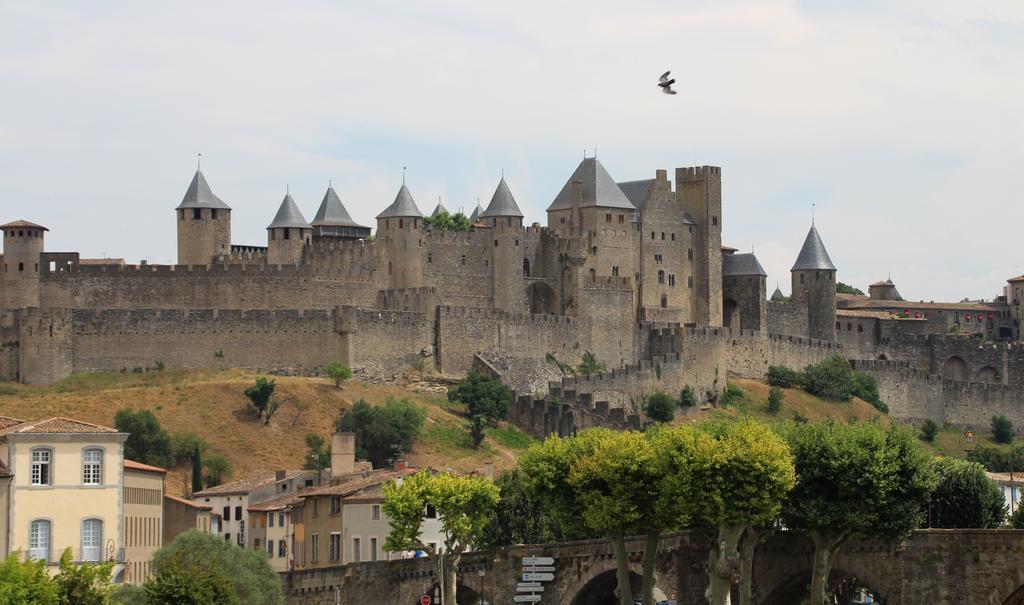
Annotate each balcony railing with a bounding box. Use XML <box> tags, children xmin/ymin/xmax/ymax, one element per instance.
<box><xmin>22</xmin><ymin>547</ymin><xmax>126</xmax><ymax>565</ymax></box>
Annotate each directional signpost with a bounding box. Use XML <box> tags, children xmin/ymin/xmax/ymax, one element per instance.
<box><xmin>516</xmin><ymin>556</ymin><xmax>557</xmax><ymax>604</ymax></box>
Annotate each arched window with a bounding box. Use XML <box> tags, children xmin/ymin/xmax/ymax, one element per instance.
<box><xmin>657</xmin><ymin>270</ymin><xmax>665</xmax><ymax>284</ymax></box>
<box><xmin>31</xmin><ymin>448</ymin><xmax>52</xmax><ymax>485</ymax></box>
<box><xmin>523</xmin><ymin>259</ymin><xmax>530</xmax><ymax>277</ymax></box>
<box><xmin>589</xmin><ymin>268</ymin><xmax>596</xmax><ymax>282</ymax></box>
<box><xmin>83</xmin><ymin>448</ymin><xmax>103</xmax><ymax>485</ymax></box>
<box><xmin>29</xmin><ymin>520</ymin><xmax>50</xmax><ymax>561</ymax></box>
<box><xmin>81</xmin><ymin>519</ymin><xmax>102</xmax><ymax>562</ymax></box>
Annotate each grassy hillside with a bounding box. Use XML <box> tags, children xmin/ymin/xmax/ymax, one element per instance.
<box><xmin>699</xmin><ymin>378</ymin><xmax>887</xmax><ymax>424</ymax></box>
<box><xmin>0</xmin><ymin>369</ymin><xmax>533</xmax><ymax>496</ymax></box>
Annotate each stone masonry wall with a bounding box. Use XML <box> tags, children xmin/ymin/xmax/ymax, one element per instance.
<box><xmin>766</xmin><ymin>300</ymin><xmax>809</xmax><ymax>338</ymax></box>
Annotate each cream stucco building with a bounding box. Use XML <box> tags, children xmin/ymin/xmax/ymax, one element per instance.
<box><xmin>0</xmin><ymin>416</ymin><xmax>127</xmax><ymax>577</ymax></box>
<box><xmin>123</xmin><ymin>459</ymin><xmax>166</xmax><ymax>585</ymax></box>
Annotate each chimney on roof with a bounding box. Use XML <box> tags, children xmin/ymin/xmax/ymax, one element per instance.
<box><xmin>331</xmin><ymin>431</ymin><xmax>356</xmax><ymax>479</ymax></box>
<box><xmin>275</xmin><ymin>470</ymin><xmax>286</xmax><ymax>481</ymax></box>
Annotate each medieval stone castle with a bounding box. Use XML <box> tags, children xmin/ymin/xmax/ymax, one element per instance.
<box><xmin>3</xmin><ymin>156</ymin><xmax>1024</xmax><ymax>432</ymax></box>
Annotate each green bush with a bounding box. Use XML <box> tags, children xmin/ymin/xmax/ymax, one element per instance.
<box><xmin>171</xmin><ymin>432</ymin><xmax>209</xmax><ymax>466</ymax></box>
<box><xmin>801</xmin><ymin>355</ymin><xmax>855</xmax><ymax>401</ymax></box>
<box><xmin>577</xmin><ymin>351</ymin><xmax>605</xmax><ymax>376</ymax></box>
<box><xmin>337</xmin><ymin>398</ymin><xmax>426</xmax><ymax>467</ymax></box>
<box><xmin>767</xmin><ymin>386</ymin><xmax>784</xmax><ymax>414</ymax></box>
<box><xmin>326</xmin><ymin>361</ymin><xmax>352</xmax><ymax>388</ymax></box>
<box><xmin>244</xmin><ymin>377</ymin><xmax>276</xmax><ymax>419</ymax></box>
<box><xmin>967</xmin><ymin>444</ymin><xmax>1024</xmax><ymax>472</ymax></box>
<box><xmin>1012</xmin><ymin>504</ymin><xmax>1024</xmax><ymax>529</ymax></box>
<box><xmin>54</xmin><ymin>548</ymin><xmax>113</xmax><ymax>605</ymax></box>
<box><xmin>720</xmin><ymin>383</ymin><xmax>744</xmax><ymax>407</ymax></box>
<box><xmin>0</xmin><ymin>553</ymin><xmax>59</xmax><ymax>604</ymax></box>
<box><xmin>851</xmin><ymin>371</ymin><xmax>885</xmax><ymax>410</ymax></box>
<box><xmin>679</xmin><ymin>385</ymin><xmax>698</xmax><ymax>408</ymax></box>
<box><xmin>115</xmin><ymin>408</ymin><xmax>173</xmax><ymax>467</ymax></box>
<box><xmin>792</xmin><ymin>411</ymin><xmax>809</xmax><ymax>424</ymax></box>
<box><xmin>925</xmin><ymin>457</ymin><xmax>1005</xmax><ymax>528</ymax></box>
<box><xmin>766</xmin><ymin>365</ymin><xmax>802</xmax><ymax>388</ymax></box>
<box><xmin>992</xmin><ymin>415</ymin><xmax>1015</xmax><ymax>444</ymax></box>
<box><xmin>202</xmin><ymin>454</ymin><xmax>232</xmax><ymax>488</ymax></box>
<box><xmin>448</xmin><ymin>372</ymin><xmax>512</xmax><ymax>423</ymax></box>
<box><xmin>421</xmin><ymin>210</ymin><xmax>472</xmax><ymax>232</ymax></box>
<box><xmin>920</xmin><ymin>419</ymin><xmax>939</xmax><ymax>443</ymax></box>
<box><xmin>643</xmin><ymin>391</ymin><xmax>676</xmax><ymax>423</ymax></box>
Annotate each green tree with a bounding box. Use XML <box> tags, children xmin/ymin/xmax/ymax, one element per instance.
<box><xmin>801</xmin><ymin>355</ymin><xmax>855</xmax><ymax>401</ymax></box>
<box><xmin>54</xmin><ymin>548</ymin><xmax>113</xmax><ymax>605</ymax></box>
<box><xmin>1012</xmin><ymin>503</ymin><xmax>1024</xmax><ymax>528</ymax></box>
<box><xmin>115</xmin><ymin>408</ymin><xmax>173</xmax><ymax>467</ymax></box>
<box><xmin>850</xmin><ymin>371</ymin><xmax>886</xmax><ymax>412</ymax></box>
<box><xmin>337</xmin><ymin>398</ymin><xmax>426</xmax><ymax>467</ymax></box>
<box><xmin>992</xmin><ymin>415</ymin><xmax>1015</xmax><ymax>444</ymax></box>
<box><xmin>191</xmin><ymin>445</ymin><xmax>203</xmax><ymax>494</ymax></box>
<box><xmin>244</xmin><ymin>377</ymin><xmax>276</xmax><ymax>420</ymax></box>
<box><xmin>150</xmin><ymin>530</ymin><xmax>281</xmax><ymax>605</ymax></box>
<box><xmin>967</xmin><ymin>443</ymin><xmax>1024</xmax><ymax>472</ymax></box>
<box><xmin>766</xmin><ymin>365</ymin><xmax>802</xmax><ymax>388</ymax></box>
<box><xmin>0</xmin><ymin>553</ymin><xmax>59</xmax><ymax>605</ymax></box>
<box><xmin>783</xmin><ymin>421</ymin><xmax>935</xmax><ymax>605</ymax></box>
<box><xmin>766</xmin><ymin>386</ymin><xmax>784</xmax><ymax>414</ymax></box>
<box><xmin>421</xmin><ymin>211</ymin><xmax>473</xmax><ymax>232</ymax></box>
<box><xmin>578</xmin><ymin>351</ymin><xmax>605</xmax><ymax>376</ymax></box>
<box><xmin>679</xmin><ymin>385</ymin><xmax>698</xmax><ymax>408</ymax></box>
<box><xmin>171</xmin><ymin>432</ymin><xmax>209</xmax><ymax>467</ymax></box>
<box><xmin>447</xmin><ymin>372</ymin><xmax>512</xmax><ymax>423</ymax></box>
<box><xmin>684</xmin><ymin>421</ymin><xmax>795</xmax><ymax>605</ymax></box>
<box><xmin>643</xmin><ymin>392</ymin><xmax>676</xmax><ymax>423</ymax></box>
<box><xmin>303</xmin><ymin>434</ymin><xmax>330</xmax><ymax>471</ymax></box>
<box><xmin>145</xmin><ymin>557</ymin><xmax>238</xmax><ymax>605</ymax></box>
<box><xmin>203</xmin><ymin>454</ymin><xmax>232</xmax><ymax>488</ymax></box>
<box><xmin>479</xmin><ymin>470</ymin><xmax>578</xmax><ymax>549</ymax></box>
<box><xmin>926</xmin><ymin>457</ymin><xmax>1006</xmax><ymax>528</ymax></box>
<box><xmin>835</xmin><ymin>282</ymin><xmax>864</xmax><ymax>295</ymax></box>
<box><xmin>383</xmin><ymin>471</ymin><xmax>499</xmax><ymax>605</ymax></box>
<box><xmin>325</xmin><ymin>362</ymin><xmax>352</xmax><ymax>389</ymax></box>
<box><xmin>920</xmin><ymin>419</ymin><xmax>939</xmax><ymax>443</ymax></box>
<box><xmin>109</xmin><ymin>584</ymin><xmax>148</xmax><ymax>605</ymax></box>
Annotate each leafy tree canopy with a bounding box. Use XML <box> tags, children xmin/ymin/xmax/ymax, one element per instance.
<box><xmin>447</xmin><ymin>372</ymin><xmax>512</xmax><ymax>423</ymax></box>
<box><xmin>150</xmin><ymin>530</ymin><xmax>281</xmax><ymax>605</ymax></box>
<box><xmin>421</xmin><ymin>211</ymin><xmax>473</xmax><ymax>232</ymax></box>
<box><xmin>643</xmin><ymin>391</ymin><xmax>676</xmax><ymax>423</ymax></box>
<box><xmin>0</xmin><ymin>553</ymin><xmax>59</xmax><ymax>605</ymax></box>
<box><xmin>926</xmin><ymin>457</ymin><xmax>1005</xmax><ymax>528</ymax></box>
<box><xmin>336</xmin><ymin>398</ymin><xmax>425</xmax><ymax>468</ymax></box>
<box><xmin>115</xmin><ymin>408</ymin><xmax>173</xmax><ymax>467</ymax></box>
<box><xmin>836</xmin><ymin>282</ymin><xmax>864</xmax><ymax>295</ymax></box>
<box><xmin>992</xmin><ymin>415</ymin><xmax>1015</xmax><ymax>444</ymax></box>
<box><xmin>325</xmin><ymin>362</ymin><xmax>352</xmax><ymax>388</ymax></box>
<box><xmin>479</xmin><ymin>470</ymin><xmax>581</xmax><ymax>549</ymax></box>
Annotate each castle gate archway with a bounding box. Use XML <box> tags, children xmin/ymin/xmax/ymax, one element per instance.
<box><xmin>942</xmin><ymin>356</ymin><xmax>968</xmax><ymax>381</ymax></box>
<box><xmin>723</xmin><ymin>299</ymin><xmax>741</xmax><ymax>329</ymax></box>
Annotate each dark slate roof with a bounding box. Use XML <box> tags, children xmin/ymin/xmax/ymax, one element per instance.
<box><xmin>617</xmin><ymin>179</ymin><xmax>654</xmax><ymax>210</ymax></box>
<box><xmin>547</xmin><ymin>158</ymin><xmax>635</xmax><ymax>211</ymax></box>
<box><xmin>723</xmin><ymin>253</ymin><xmax>767</xmax><ymax>277</ymax></box>
<box><xmin>267</xmin><ymin>194</ymin><xmax>312</xmax><ymax>230</ymax></box>
<box><xmin>480</xmin><ymin>177</ymin><xmax>524</xmax><ymax>218</ymax></box>
<box><xmin>870</xmin><ymin>279</ymin><xmax>895</xmax><ymax>287</ymax></box>
<box><xmin>312</xmin><ymin>187</ymin><xmax>366</xmax><ymax>228</ymax></box>
<box><xmin>791</xmin><ymin>225</ymin><xmax>836</xmax><ymax>271</ymax></box>
<box><xmin>1</xmin><ymin>220</ymin><xmax>48</xmax><ymax>231</ymax></box>
<box><xmin>771</xmin><ymin>286</ymin><xmax>785</xmax><ymax>301</ymax></box>
<box><xmin>176</xmin><ymin>170</ymin><xmax>231</xmax><ymax>210</ymax></box>
<box><xmin>469</xmin><ymin>202</ymin><xmax>485</xmax><ymax>222</ymax></box>
<box><xmin>430</xmin><ymin>201</ymin><xmax>449</xmax><ymax>217</ymax></box>
<box><xmin>376</xmin><ymin>185</ymin><xmax>423</xmax><ymax>219</ymax></box>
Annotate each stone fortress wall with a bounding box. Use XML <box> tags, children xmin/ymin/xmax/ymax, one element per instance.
<box><xmin>4</xmin><ymin>155</ymin><xmax>1024</xmax><ymax>435</ymax></box>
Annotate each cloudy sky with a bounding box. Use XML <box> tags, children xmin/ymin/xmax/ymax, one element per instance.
<box><xmin>2</xmin><ymin>1</ymin><xmax>1021</xmax><ymax>301</ymax></box>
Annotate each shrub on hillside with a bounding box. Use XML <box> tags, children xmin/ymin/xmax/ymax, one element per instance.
<box><xmin>448</xmin><ymin>372</ymin><xmax>512</xmax><ymax>423</ymax></box>
<box><xmin>920</xmin><ymin>419</ymin><xmax>939</xmax><ymax>443</ymax></box>
<box><xmin>766</xmin><ymin>366</ymin><xmax>802</xmax><ymax>388</ymax></box>
<box><xmin>643</xmin><ymin>391</ymin><xmax>676</xmax><ymax>423</ymax></box>
<box><xmin>720</xmin><ymin>383</ymin><xmax>744</xmax><ymax>407</ymax></box>
<box><xmin>202</xmin><ymin>454</ymin><xmax>232</xmax><ymax>488</ymax></box>
<box><xmin>767</xmin><ymin>386</ymin><xmax>784</xmax><ymax>414</ymax></box>
<box><xmin>679</xmin><ymin>385</ymin><xmax>698</xmax><ymax>408</ymax></box>
<box><xmin>244</xmin><ymin>377</ymin><xmax>276</xmax><ymax>420</ymax></box>
<box><xmin>992</xmin><ymin>415</ymin><xmax>1015</xmax><ymax>444</ymax></box>
<box><xmin>336</xmin><ymin>398</ymin><xmax>426</xmax><ymax>467</ymax></box>
<box><xmin>967</xmin><ymin>444</ymin><xmax>1024</xmax><ymax>473</ymax></box>
<box><xmin>325</xmin><ymin>362</ymin><xmax>352</xmax><ymax>389</ymax></box>
<box><xmin>801</xmin><ymin>355</ymin><xmax>855</xmax><ymax>401</ymax></box>
<box><xmin>115</xmin><ymin>409</ymin><xmax>173</xmax><ymax>467</ymax></box>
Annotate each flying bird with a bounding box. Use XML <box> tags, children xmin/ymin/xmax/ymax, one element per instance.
<box><xmin>658</xmin><ymin>70</ymin><xmax>676</xmax><ymax>95</ymax></box>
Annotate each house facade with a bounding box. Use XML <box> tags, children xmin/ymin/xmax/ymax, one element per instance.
<box><xmin>122</xmin><ymin>459</ymin><xmax>166</xmax><ymax>585</ymax></box>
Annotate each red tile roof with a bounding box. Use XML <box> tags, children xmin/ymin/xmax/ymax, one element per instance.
<box><xmin>1008</xmin><ymin>275</ymin><xmax>1024</xmax><ymax>283</ymax></box>
<box><xmin>124</xmin><ymin>459</ymin><xmax>168</xmax><ymax>474</ymax></box>
<box><xmin>0</xmin><ymin>417</ymin><xmax>120</xmax><ymax>437</ymax></box>
<box><xmin>300</xmin><ymin>469</ymin><xmax>412</xmax><ymax>498</ymax></box>
<box><xmin>0</xmin><ymin>220</ymin><xmax>48</xmax><ymax>231</ymax></box>
<box><xmin>0</xmin><ymin>417</ymin><xmax>25</xmax><ymax>431</ymax></box>
<box><xmin>165</xmin><ymin>494</ymin><xmax>213</xmax><ymax>510</ymax></box>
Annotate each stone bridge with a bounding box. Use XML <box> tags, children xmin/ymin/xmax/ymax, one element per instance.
<box><xmin>282</xmin><ymin>530</ymin><xmax>1024</xmax><ymax>605</ymax></box>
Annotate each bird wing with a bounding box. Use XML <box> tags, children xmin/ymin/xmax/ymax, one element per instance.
<box><xmin>659</xmin><ymin>70</ymin><xmax>671</xmax><ymax>82</ymax></box>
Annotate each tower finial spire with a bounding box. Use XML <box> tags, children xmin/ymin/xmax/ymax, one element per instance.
<box><xmin>329</xmin><ymin>178</ymin><xmax>332</xmax><ymax>187</ymax></box>
<box><xmin>286</xmin><ymin>184</ymin><xmax>289</xmax><ymax>194</ymax></box>
<box><xmin>197</xmin><ymin>153</ymin><xmax>201</xmax><ymax>170</ymax></box>
<box><xmin>812</xmin><ymin>203</ymin><xmax>815</xmax><ymax>226</ymax></box>
<box><xmin>402</xmin><ymin>166</ymin><xmax>406</xmax><ymax>185</ymax></box>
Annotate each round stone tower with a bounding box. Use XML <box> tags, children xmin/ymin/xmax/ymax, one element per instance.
<box><xmin>375</xmin><ymin>184</ymin><xmax>424</xmax><ymax>289</ymax></box>
<box><xmin>266</xmin><ymin>193</ymin><xmax>312</xmax><ymax>265</ymax></box>
<box><xmin>176</xmin><ymin>169</ymin><xmax>232</xmax><ymax>265</ymax></box>
<box><xmin>790</xmin><ymin>224</ymin><xmax>837</xmax><ymax>341</ymax></box>
<box><xmin>480</xmin><ymin>176</ymin><xmax>526</xmax><ymax>312</ymax></box>
<box><xmin>1</xmin><ymin>220</ymin><xmax>48</xmax><ymax>317</ymax></box>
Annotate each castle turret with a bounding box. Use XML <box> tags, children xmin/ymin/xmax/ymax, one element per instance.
<box><xmin>790</xmin><ymin>224</ymin><xmax>837</xmax><ymax>341</ymax></box>
<box><xmin>677</xmin><ymin>166</ymin><xmax>723</xmax><ymax>326</ymax></box>
<box><xmin>468</xmin><ymin>201</ymin><xmax>484</xmax><ymax>223</ymax></box>
<box><xmin>312</xmin><ymin>186</ymin><xmax>371</xmax><ymax>240</ymax></box>
<box><xmin>868</xmin><ymin>278</ymin><xmax>901</xmax><ymax>301</ymax></box>
<box><xmin>266</xmin><ymin>193</ymin><xmax>312</xmax><ymax>265</ymax></box>
<box><xmin>721</xmin><ymin>250</ymin><xmax>767</xmax><ymax>331</ymax></box>
<box><xmin>375</xmin><ymin>184</ymin><xmax>424</xmax><ymax>288</ymax></box>
<box><xmin>770</xmin><ymin>285</ymin><xmax>786</xmax><ymax>302</ymax></box>
<box><xmin>430</xmin><ymin>201</ymin><xmax>449</xmax><ymax>217</ymax></box>
<box><xmin>480</xmin><ymin>177</ymin><xmax>526</xmax><ymax>311</ymax></box>
<box><xmin>176</xmin><ymin>169</ymin><xmax>231</xmax><ymax>265</ymax></box>
<box><xmin>1</xmin><ymin>220</ymin><xmax>47</xmax><ymax>320</ymax></box>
